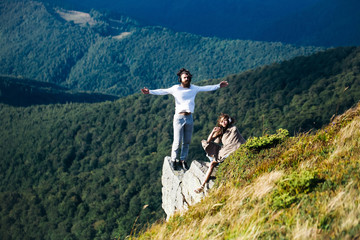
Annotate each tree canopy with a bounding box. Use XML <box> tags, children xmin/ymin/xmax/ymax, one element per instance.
<box><xmin>0</xmin><ymin>46</ymin><xmax>359</xmax><ymax>239</ymax></box>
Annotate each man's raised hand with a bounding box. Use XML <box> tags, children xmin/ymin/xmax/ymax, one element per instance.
<box><xmin>141</xmin><ymin>87</ymin><xmax>150</xmax><ymax>94</ymax></box>
<box><xmin>220</xmin><ymin>81</ymin><xmax>229</xmax><ymax>88</ymax></box>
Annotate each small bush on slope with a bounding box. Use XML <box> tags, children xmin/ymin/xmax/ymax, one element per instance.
<box><xmin>132</xmin><ymin>102</ymin><xmax>360</xmax><ymax>239</ymax></box>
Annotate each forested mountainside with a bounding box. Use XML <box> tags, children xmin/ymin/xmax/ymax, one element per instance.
<box><xmin>0</xmin><ymin>76</ymin><xmax>118</xmax><ymax>106</ymax></box>
<box><xmin>41</xmin><ymin>0</ymin><xmax>360</xmax><ymax>47</ymax></box>
<box><xmin>0</xmin><ymin>0</ymin><xmax>322</xmax><ymax>97</ymax></box>
<box><xmin>0</xmin><ymin>46</ymin><xmax>359</xmax><ymax>239</ymax></box>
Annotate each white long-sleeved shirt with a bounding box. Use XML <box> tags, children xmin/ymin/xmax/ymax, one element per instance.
<box><xmin>149</xmin><ymin>84</ymin><xmax>220</xmax><ymax>113</ymax></box>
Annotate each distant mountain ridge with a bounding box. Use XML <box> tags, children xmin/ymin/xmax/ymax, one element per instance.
<box><xmin>261</xmin><ymin>0</ymin><xmax>360</xmax><ymax>46</ymax></box>
<box><xmin>0</xmin><ymin>0</ymin><xmax>323</xmax><ymax>97</ymax></box>
<box><xmin>41</xmin><ymin>0</ymin><xmax>360</xmax><ymax>47</ymax></box>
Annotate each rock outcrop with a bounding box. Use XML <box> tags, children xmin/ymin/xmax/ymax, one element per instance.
<box><xmin>161</xmin><ymin>156</ymin><xmax>217</xmax><ymax>220</ymax></box>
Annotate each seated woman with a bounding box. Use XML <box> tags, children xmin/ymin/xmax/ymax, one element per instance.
<box><xmin>195</xmin><ymin>113</ymin><xmax>246</xmax><ymax>193</ymax></box>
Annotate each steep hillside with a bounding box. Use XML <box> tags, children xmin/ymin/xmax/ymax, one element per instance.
<box><xmin>0</xmin><ymin>46</ymin><xmax>359</xmax><ymax>239</ymax></box>
<box><xmin>0</xmin><ymin>0</ymin><xmax>322</xmax><ymax>97</ymax></box>
<box><xmin>135</xmin><ymin>102</ymin><xmax>360</xmax><ymax>239</ymax></box>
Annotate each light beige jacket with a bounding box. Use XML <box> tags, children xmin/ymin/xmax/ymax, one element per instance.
<box><xmin>201</xmin><ymin>126</ymin><xmax>246</xmax><ymax>162</ymax></box>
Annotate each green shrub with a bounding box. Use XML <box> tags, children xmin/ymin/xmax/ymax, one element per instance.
<box><xmin>269</xmin><ymin>170</ymin><xmax>323</xmax><ymax>210</ymax></box>
<box><xmin>244</xmin><ymin>128</ymin><xmax>289</xmax><ymax>151</ymax></box>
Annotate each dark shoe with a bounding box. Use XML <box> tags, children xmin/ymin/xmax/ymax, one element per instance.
<box><xmin>180</xmin><ymin>160</ymin><xmax>188</xmax><ymax>171</ymax></box>
<box><xmin>170</xmin><ymin>160</ymin><xmax>177</xmax><ymax>171</ymax></box>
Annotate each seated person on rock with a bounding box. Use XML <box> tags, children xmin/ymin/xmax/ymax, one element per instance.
<box><xmin>195</xmin><ymin>113</ymin><xmax>246</xmax><ymax>193</ymax></box>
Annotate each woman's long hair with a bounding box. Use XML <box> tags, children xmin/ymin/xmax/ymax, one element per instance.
<box><xmin>214</xmin><ymin>113</ymin><xmax>235</xmax><ymax>138</ymax></box>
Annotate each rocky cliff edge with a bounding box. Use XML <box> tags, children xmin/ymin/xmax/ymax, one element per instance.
<box><xmin>161</xmin><ymin>156</ymin><xmax>217</xmax><ymax>220</ymax></box>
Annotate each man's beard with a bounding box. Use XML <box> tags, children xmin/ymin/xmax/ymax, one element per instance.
<box><xmin>182</xmin><ymin>80</ymin><xmax>191</xmax><ymax>88</ymax></box>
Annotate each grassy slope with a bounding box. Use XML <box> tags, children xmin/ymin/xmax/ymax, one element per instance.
<box><xmin>134</xmin><ymin>102</ymin><xmax>360</xmax><ymax>239</ymax></box>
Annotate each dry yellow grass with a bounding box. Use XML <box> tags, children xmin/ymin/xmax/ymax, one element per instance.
<box><xmin>131</xmin><ymin>103</ymin><xmax>360</xmax><ymax>240</ymax></box>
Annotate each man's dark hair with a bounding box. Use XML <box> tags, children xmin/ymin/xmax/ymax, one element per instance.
<box><xmin>177</xmin><ymin>68</ymin><xmax>192</xmax><ymax>82</ymax></box>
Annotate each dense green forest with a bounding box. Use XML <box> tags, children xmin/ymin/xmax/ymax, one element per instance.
<box><xmin>0</xmin><ymin>75</ymin><xmax>118</xmax><ymax>106</ymax></box>
<box><xmin>0</xmin><ymin>46</ymin><xmax>359</xmax><ymax>239</ymax></box>
<box><xmin>0</xmin><ymin>0</ymin><xmax>323</xmax><ymax>97</ymax></box>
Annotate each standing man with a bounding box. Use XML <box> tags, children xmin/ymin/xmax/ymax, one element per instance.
<box><xmin>141</xmin><ymin>68</ymin><xmax>228</xmax><ymax>171</ymax></box>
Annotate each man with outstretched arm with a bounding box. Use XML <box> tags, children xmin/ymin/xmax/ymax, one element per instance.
<box><xmin>141</xmin><ymin>68</ymin><xmax>228</xmax><ymax>171</ymax></box>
